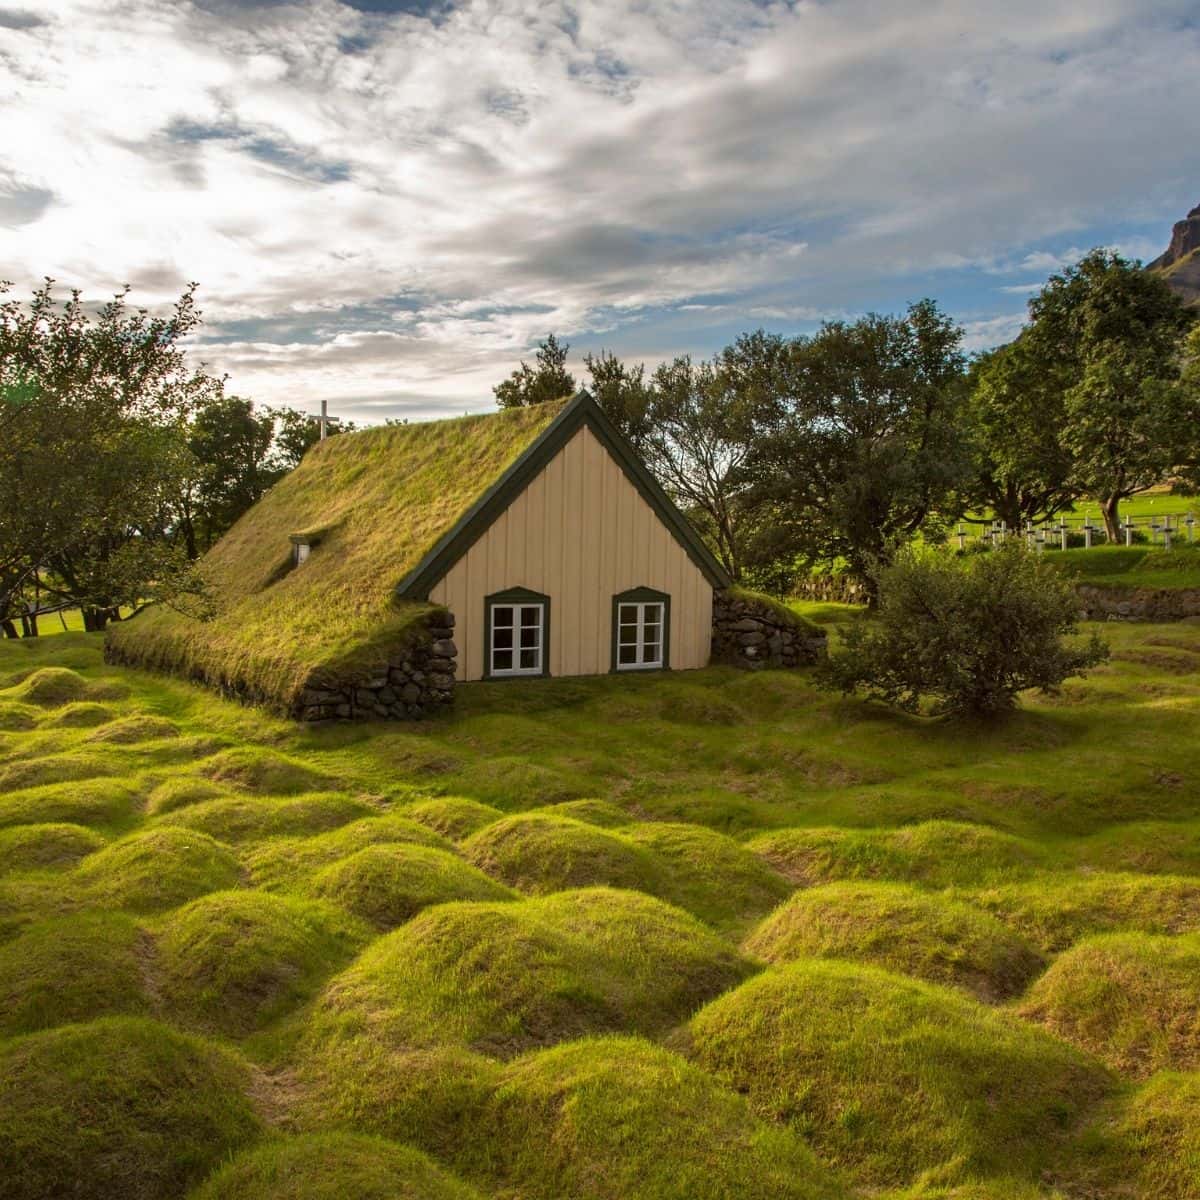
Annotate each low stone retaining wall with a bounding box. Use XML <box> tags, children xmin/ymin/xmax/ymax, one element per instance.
<box><xmin>711</xmin><ymin>589</ymin><xmax>826</xmax><ymax>669</ymax></box>
<box><xmin>792</xmin><ymin>574</ymin><xmax>868</xmax><ymax>605</ymax></box>
<box><xmin>1076</xmin><ymin>584</ymin><xmax>1200</xmax><ymax>622</ymax></box>
<box><xmin>294</xmin><ymin>614</ymin><xmax>458</xmax><ymax>721</ymax></box>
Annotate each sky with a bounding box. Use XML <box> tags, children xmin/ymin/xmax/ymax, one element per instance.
<box><xmin>1</xmin><ymin>0</ymin><xmax>1198</xmax><ymax>423</ymax></box>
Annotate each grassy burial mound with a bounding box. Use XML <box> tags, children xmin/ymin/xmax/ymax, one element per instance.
<box><xmin>0</xmin><ymin>822</ymin><xmax>105</xmax><ymax>873</ymax></box>
<box><xmin>308</xmin><ymin>888</ymin><xmax>753</xmax><ymax>1058</ymax></box>
<box><xmin>190</xmin><ymin>1132</ymin><xmax>485</xmax><ymax>1200</ymax></box>
<box><xmin>1020</xmin><ymin>932</ymin><xmax>1200</xmax><ymax>1077</ymax></box>
<box><xmin>466</xmin><ymin>1036</ymin><xmax>843</xmax><ymax>1200</ymax></box>
<box><xmin>153</xmin><ymin>792</ymin><xmax>374</xmax><ymax>844</ymax></box>
<box><xmin>402</xmin><ymin>795</ymin><xmax>505</xmax><ymax>840</ymax></box>
<box><xmin>157</xmin><ymin>891</ymin><xmax>369</xmax><ymax>1038</ymax></box>
<box><xmin>0</xmin><ymin>1017</ymin><xmax>261</xmax><ymax>1200</ymax></box>
<box><xmin>686</xmin><ymin>960</ymin><xmax>1112</xmax><ymax>1189</ymax></box>
<box><xmin>104</xmin><ymin>402</ymin><xmax>564</xmax><ymax>714</ymax></box>
<box><xmin>743</xmin><ymin>882</ymin><xmax>1044</xmax><ymax>1000</ymax></box>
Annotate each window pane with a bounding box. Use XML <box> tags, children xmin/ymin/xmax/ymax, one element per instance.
<box><xmin>619</xmin><ymin>625</ymin><xmax>637</xmax><ymax>645</ymax></box>
<box><xmin>643</xmin><ymin>641</ymin><xmax>660</xmax><ymax>664</ymax></box>
<box><xmin>493</xmin><ymin>650</ymin><xmax>513</xmax><ymax>672</ymax></box>
<box><xmin>493</xmin><ymin>606</ymin><xmax>513</xmax><ymax>627</ymax></box>
<box><xmin>520</xmin><ymin>606</ymin><xmax>541</xmax><ymax>627</ymax></box>
<box><xmin>619</xmin><ymin>644</ymin><xmax>637</xmax><ymax>665</ymax></box>
<box><xmin>644</xmin><ymin>603</ymin><xmax>662</xmax><ymax>623</ymax></box>
<box><xmin>520</xmin><ymin>625</ymin><xmax>539</xmax><ymax>649</ymax></box>
<box><xmin>519</xmin><ymin>648</ymin><xmax>538</xmax><ymax>670</ymax></box>
<box><xmin>493</xmin><ymin>627</ymin><xmax>513</xmax><ymax>650</ymax></box>
<box><xmin>619</xmin><ymin>604</ymin><xmax>637</xmax><ymax>624</ymax></box>
<box><xmin>643</xmin><ymin>621</ymin><xmax>661</xmax><ymax>638</ymax></box>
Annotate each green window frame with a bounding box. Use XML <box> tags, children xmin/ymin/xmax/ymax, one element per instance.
<box><xmin>484</xmin><ymin>587</ymin><xmax>551</xmax><ymax>680</ymax></box>
<box><xmin>611</xmin><ymin>587</ymin><xmax>671</xmax><ymax>672</ymax></box>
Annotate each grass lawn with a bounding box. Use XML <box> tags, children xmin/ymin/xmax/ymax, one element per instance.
<box><xmin>1</xmin><ymin>614</ymin><xmax>1199</xmax><ymax>1197</ymax></box>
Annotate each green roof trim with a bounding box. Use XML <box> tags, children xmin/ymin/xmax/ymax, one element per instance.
<box><xmin>396</xmin><ymin>391</ymin><xmax>732</xmax><ymax>599</ymax></box>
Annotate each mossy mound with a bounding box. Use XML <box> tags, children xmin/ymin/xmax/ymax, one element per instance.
<box><xmin>745</xmin><ymin>821</ymin><xmax>1047</xmax><ymax>889</ymax></box>
<box><xmin>1067</xmin><ymin>1071</ymin><xmax>1200</xmax><ymax>1199</ymax></box>
<box><xmin>41</xmin><ymin>701</ymin><xmax>115</xmax><ymax>728</ymax></box>
<box><xmin>189</xmin><ymin>1132</ymin><xmax>484</xmax><ymax>1200</ymax></box>
<box><xmin>154</xmin><ymin>792</ymin><xmax>373</xmax><ymax>843</ymax></box>
<box><xmin>462</xmin><ymin>813</ymin><xmax>666</xmax><ymax>895</ymax></box>
<box><xmin>0</xmin><ymin>822</ymin><xmax>106</xmax><ymax>874</ymax></box>
<box><xmin>403</xmin><ymin>796</ymin><xmax>504</xmax><ymax>840</ymax></box>
<box><xmin>0</xmin><ymin>912</ymin><xmax>151</xmax><ymax>1036</ymax></box>
<box><xmin>297</xmin><ymin>1039</ymin><xmax>500</xmax><ymax>1161</ymax></box>
<box><xmin>533</xmin><ymin>798</ymin><xmax>634</xmax><ymax>827</ymax></box>
<box><xmin>971</xmin><ymin>871</ymin><xmax>1200</xmax><ymax>953</ymax></box>
<box><xmin>146</xmin><ymin>776</ymin><xmax>233</xmax><ymax>816</ymax></box>
<box><xmin>310</xmin><ymin>888</ymin><xmax>752</xmax><ymax>1057</ymax></box>
<box><xmin>0</xmin><ymin>699</ymin><xmax>39</xmax><ymax>730</ymax></box>
<box><xmin>305</xmin><ymin>844</ymin><xmax>517</xmax><ymax>930</ymax></box>
<box><xmin>0</xmin><ymin>874</ymin><xmax>76</xmax><ymax>942</ymax></box>
<box><xmin>1020</xmin><ymin>932</ymin><xmax>1200</xmax><ymax>1077</ymax></box>
<box><xmin>158</xmin><ymin>890</ymin><xmax>368</xmax><ymax>1037</ymax></box>
<box><xmin>743</xmin><ymin>882</ymin><xmax>1044</xmax><ymax>1001</ymax></box>
<box><xmin>687</xmin><ymin>960</ymin><xmax>1112</xmax><ymax>1189</ymax></box>
<box><xmin>0</xmin><ymin>777</ymin><xmax>141</xmax><ymax>830</ymax></box>
<box><xmin>6</xmin><ymin>666</ymin><xmax>91</xmax><ymax>707</ymax></box>
<box><xmin>0</xmin><ymin>1016</ymin><xmax>261</xmax><ymax>1200</ymax></box>
<box><xmin>85</xmin><ymin>715</ymin><xmax>180</xmax><ymax>744</ymax></box>
<box><xmin>200</xmin><ymin>746</ymin><xmax>337</xmax><ymax>795</ymax></box>
<box><xmin>0</xmin><ymin>750</ymin><xmax>117</xmax><ymax>793</ymax></box>
<box><xmin>1072</xmin><ymin>820</ymin><xmax>1200</xmax><ymax>876</ymax></box>
<box><xmin>245</xmin><ymin>815</ymin><xmax>453</xmax><ymax>891</ymax></box>
<box><xmin>469</xmin><ymin>1036</ymin><xmax>841</xmax><ymax>1200</ymax></box>
<box><xmin>624</xmin><ymin>821</ymin><xmax>791</xmax><ymax>932</ymax></box>
<box><xmin>74</xmin><ymin>827</ymin><xmax>242</xmax><ymax>913</ymax></box>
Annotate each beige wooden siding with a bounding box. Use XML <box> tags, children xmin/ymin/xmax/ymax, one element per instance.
<box><xmin>428</xmin><ymin>424</ymin><xmax>714</xmax><ymax>681</ymax></box>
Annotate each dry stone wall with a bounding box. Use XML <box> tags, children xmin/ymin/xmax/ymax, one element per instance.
<box><xmin>1076</xmin><ymin>585</ymin><xmax>1200</xmax><ymax>622</ymax></box>
<box><xmin>711</xmin><ymin>589</ymin><xmax>826</xmax><ymax>670</ymax></box>
<box><xmin>295</xmin><ymin>613</ymin><xmax>457</xmax><ymax>722</ymax></box>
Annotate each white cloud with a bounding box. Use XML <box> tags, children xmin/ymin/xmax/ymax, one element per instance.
<box><xmin>0</xmin><ymin>0</ymin><xmax>1196</xmax><ymax>419</ymax></box>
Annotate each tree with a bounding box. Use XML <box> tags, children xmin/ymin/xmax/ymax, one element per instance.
<box><xmin>494</xmin><ymin>334</ymin><xmax>575</xmax><ymax>408</ymax></box>
<box><xmin>1024</xmin><ymin>250</ymin><xmax>1195</xmax><ymax>540</ymax></box>
<box><xmin>962</xmin><ymin>340</ymin><xmax>1079</xmax><ymax>531</ymax></box>
<box><xmin>817</xmin><ymin>542</ymin><xmax>1108</xmax><ymax>718</ymax></box>
<box><xmin>583</xmin><ymin>348</ymin><xmax>652</xmax><ymax>435</ymax></box>
<box><xmin>0</xmin><ymin>279</ymin><xmax>220</xmax><ymax>632</ymax></box>
<box><xmin>269</xmin><ymin>405</ymin><xmax>354</xmax><ymax>471</ymax></box>
<box><xmin>749</xmin><ymin>300</ymin><xmax>970</xmax><ymax>597</ymax></box>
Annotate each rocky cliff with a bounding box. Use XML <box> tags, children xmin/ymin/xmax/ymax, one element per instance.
<box><xmin>1149</xmin><ymin>202</ymin><xmax>1200</xmax><ymax>307</ymax></box>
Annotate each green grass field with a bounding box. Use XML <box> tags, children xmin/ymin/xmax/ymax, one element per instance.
<box><xmin>1</xmin><ymin>614</ymin><xmax>1199</xmax><ymax>1198</ymax></box>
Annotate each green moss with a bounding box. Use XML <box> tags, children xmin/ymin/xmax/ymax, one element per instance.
<box><xmin>0</xmin><ymin>1016</ymin><xmax>262</xmax><ymax>1200</ymax></box>
<box><xmin>41</xmin><ymin>701</ymin><xmax>115</xmax><ymax>728</ymax></box>
<box><xmin>0</xmin><ymin>700</ymin><xmax>39</xmax><ymax>730</ymax></box>
<box><xmin>308</xmin><ymin>888</ymin><xmax>752</xmax><ymax>1057</ymax></box>
<box><xmin>0</xmin><ymin>822</ymin><xmax>106</xmax><ymax>874</ymax></box>
<box><xmin>970</xmin><ymin>872</ymin><xmax>1200</xmax><ymax>953</ymax></box>
<box><xmin>725</xmin><ymin>585</ymin><xmax>821</xmax><ymax>635</ymax></box>
<box><xmin>0</xmin><ymin>778</ymin><xmax>141</xmax><ymax>831</ymax></box>
<box><xmin>623</xmin><ymin>821</ymin><xmax>791</xmax><ymax>933</ymax></box>
<box><xmin>470</xmin><ymin>1036</ymin><xmax>842</xmax><ymax>1200</ymax></box>
<box><xmin>154</xmin><ymin>793</ymin><xmax>374</xmax><ymax>843</ymax></box>
<box><xmin>687</xmin><ymin>960</ymin><xmax>1112</xmax><ymax>1189</ymax></box>
<box><xmin>74</xmin><ymin>827</ymin><xmax>242</xmax><ymax>913</ymax></box>
<box><xmin>304</xmin><ymin>844</ymin><xmax>517</xmax><ymax>930</ymax></box>
<box><xmin>189</xmin><ymin>1132</ymin><xmax>485</xmax><ymax>1200</ymax></box>
<box><xmin>1020</xmin><ymin>932</ymin><xmax>1200</xmax><ymax>1077</ymax></box>
<box><xmin>105</xmin><ymin>403</ymin><xmax>565</xmax><ymax>709</ymax></box>
<box><xmin>461</xmin><ymin>813</ymin><xmax>667</xmax><ymax>896</ymax></box>
<box><xmin>402</xmin><ymin>796</ymin><xmax>504</xmax><ymax>840</ymax></box>
<box><xmin>244</xmin><ymin>815</ymin><xmax>453</xmax><ymax>891</ymax></box>
<box><xmin>85</xmin><ymin>715</ymin><xmax>180</xmax><ymax>744</ymax></box>
<box><xmin>0</xmin><ymin>912</ymin><xmax>151</xmax><ymax>1035</ymax></box>
<box><xmin>744</xmin><ymin>882</ymin><xmax>1044</xmax><ymax>1001</ymax></box>
<box><xmin>157</xmin><ymin>890</ymin><xmax>368</xmax><ymax>1037</ymax></box>
<box><xmin>200</xmin><ymin>746</ymin><xmax>338</xmax><ymax>794</ymax></box>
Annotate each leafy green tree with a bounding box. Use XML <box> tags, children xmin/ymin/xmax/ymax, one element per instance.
<box><xmin>1024</xmin><ymin>250</ymin><xmax>1195</xmax><ymax>540</ymax></box>
<box><xmin>583</xmin><ymin>349</ymin><xmax>652</xmax><ymax>434</ymax></box>
<box><xmin>818</xmin><ymin>542</ymin><xmax>1108</xmax><ymax>717</ymax></box>
<box><xmin>749</xmin><ymin>300</ymin><xmax>970</xmax><ymax>597</ymax></box>
<box><xmin>269</xmin><ymin>405</ymin><xmax>354</xmax><ymax>471</ymax></box>
<box><xmin>494</xmin><ymin>334</ymin><xmax>576</xmax><ymax>408</ymax></box>
<box><xmin>963</xmin><ymin>340</ymin><xmax>1079</xmax><ymax>531</ymax></box>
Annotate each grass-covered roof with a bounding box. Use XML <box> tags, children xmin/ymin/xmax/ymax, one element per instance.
<box><xmin>107</xmin><ymin>401</ymin><xmax>567</xmax><ymax>710</ymax></box>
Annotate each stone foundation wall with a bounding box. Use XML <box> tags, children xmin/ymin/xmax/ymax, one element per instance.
<box><xmin>294</xmin><ymin>613</ymin><xmax>458</xmax><ymax>721</ymax></box>
<box><xmin>1076</xmin><ymin>584</ymin><xmax>1200</xmax><ymax>622</ymax></box>
<box><xmin>711</xmin><ymin>589</ymin><xmax>826</xmax><ymax>670</ymax></box>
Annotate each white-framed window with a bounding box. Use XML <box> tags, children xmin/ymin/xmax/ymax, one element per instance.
<box><xmin>615</xmin><ymin>598</ymin><xmax>665</xmax><ymax>670</ymax></box>
<box><xmin>488</xmin><ymin>599</ymin><xmax>545</xmax><ymax>677</ymax></box>
<box><xmin>293</xmin><ymin>542</ymin><xmax>312</xmax><ymax>566</ymax></box>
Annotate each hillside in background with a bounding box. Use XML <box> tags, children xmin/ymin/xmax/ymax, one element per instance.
<box><xmin>1149</xmin><ymin>200</ymin><xmax>1200</xmax><ymax>307</ymax></box>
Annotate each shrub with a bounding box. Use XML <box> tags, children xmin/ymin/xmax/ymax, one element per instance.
<box><xmin>817</xmin><ymin>543</ymin><xmax>1108</xmax><ymax>716</ymax></box>
<box><xmin>0</xmin><ymin>1016</ymin><xmax>261</xmax><ymax>1200</ymax></box>
<box><xmin>686</xmin><ymin>959</ymin><xmax>1112</xmax><ymax>1188</ymax></box>
<box><xmin>1020</xmin><ymin>932</ymin><xmax>1200</xmax><ymax>1077</ymax></box>
<box><xmin>190</xmin><ymin>1132</ymin><xmax>485</xmax><ymax>1200</ymax></box>
<box><xmin>744</xmin><ymin>882</ymin><xmax>1044</xmax><ymax>1000</ymax></box>
<box><xmin>468</xmin><ymin>1036</ymin><xmax>841</xmax><ymax>1200</ymax></box>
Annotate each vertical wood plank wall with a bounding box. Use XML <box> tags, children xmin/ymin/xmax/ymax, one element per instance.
<box><xmin>428</xmin><ymin>424</ymin><xmax>714</xmax><ymax>681</ymax></box>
